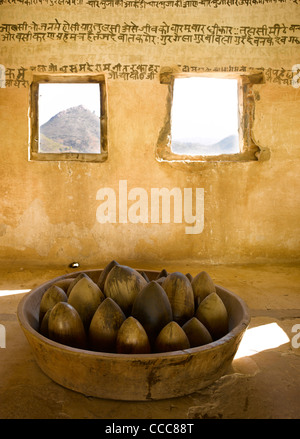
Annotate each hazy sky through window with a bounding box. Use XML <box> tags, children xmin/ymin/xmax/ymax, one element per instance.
<box><xmin>171</xmin><ymin>77</ymin><xmax>239</xmax><ymax>145</ymax></box>
<box><xmin>39</xmin><ymin>83</ymin><xmax>101</xmax><ymax>126</ymax></box>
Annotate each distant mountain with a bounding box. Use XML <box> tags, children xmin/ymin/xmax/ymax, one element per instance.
<box><xmin>40</xmin><ymin>105</ymin><xmax>100</xmax><ymax>153</ymax></box>
<box><xmin>171</xmin><ymin>135</ymin><xmax>239</xmax><ymax>156</ymax></box>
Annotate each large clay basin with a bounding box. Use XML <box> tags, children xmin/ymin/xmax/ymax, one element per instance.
<box><xmin>17</xmin><ymin>269</ymin><xmax>250</xmax><ymax>401</ymax></box>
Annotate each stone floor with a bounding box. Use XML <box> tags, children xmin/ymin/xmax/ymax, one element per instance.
<box><xmin>0</xmin><ymin>262</ymin><xmax>299</xmax><ymax>419</ymax></box>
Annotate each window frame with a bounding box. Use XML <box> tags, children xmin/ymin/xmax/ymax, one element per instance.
<box><xmin>156</xmin><ymin>70</ymin><xmax>265</xmax><ymax>163</ymax></box>
<box><xmin>29</xmin><ymin>74</ymin><xmax>108</xmax><ymax>162</ymax></box>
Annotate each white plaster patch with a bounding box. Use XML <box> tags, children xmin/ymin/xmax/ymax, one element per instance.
<box><xmin>0</xmin><ymin>199</ymin><xmax>83</xmax><ymax>257</ymax></box>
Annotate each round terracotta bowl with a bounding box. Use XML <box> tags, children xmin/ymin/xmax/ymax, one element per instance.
<box><xmin>17</xmin><ymin>269</ymin><xmax>250</xmax><ymax>401</ymax></box>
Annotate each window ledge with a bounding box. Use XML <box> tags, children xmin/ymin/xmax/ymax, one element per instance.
<box><xmin>29</xmin><ymin>151</ymin><xmax>108</xmax><ymax>163</ymax></box>
<box><xmin>156</xmin><ymin>145</ymin><xmax>267</xmax><ymax>163</ymax></box>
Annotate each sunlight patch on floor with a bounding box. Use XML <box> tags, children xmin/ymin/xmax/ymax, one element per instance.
<box><xmin>0</xmin><ymin>289</ymin><xmax>30</xmax><ymax>297</ymax></box>
<box><xmin>234</xmin><ymin>322</ymin><xmax>290</xmax><ymax>359</ymax></box>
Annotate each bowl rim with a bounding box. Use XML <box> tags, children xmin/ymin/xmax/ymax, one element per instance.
<box><xmin>17</xmin><ymin>268</ymin><xmax>251</xmax><ymax>359</ymax></box>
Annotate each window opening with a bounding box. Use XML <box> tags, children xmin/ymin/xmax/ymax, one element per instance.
<box><xmin>39</xmin><ymin>83</ymin><xmax>101</xmax><ymax>154</ymax></box>
<box><xmin>29</xmin><ymin>75</ymin><xmax>108</xmax><ymax>162</ymax></box>
<box><xmin>170</xmin><ymin>77</ymin><xmax>239</xmax><ymax>156</ymax></box>
<box><xmin>157</xmin><ymin>70</ymin><xmax>265</xmax><ymax>163</ymax></box>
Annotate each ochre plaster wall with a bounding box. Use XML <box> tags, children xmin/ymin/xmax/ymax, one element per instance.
<box><xmin>0</xmin><ymin>2</ymin><xmax>299</xmax><ymax>268</ymax></box>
